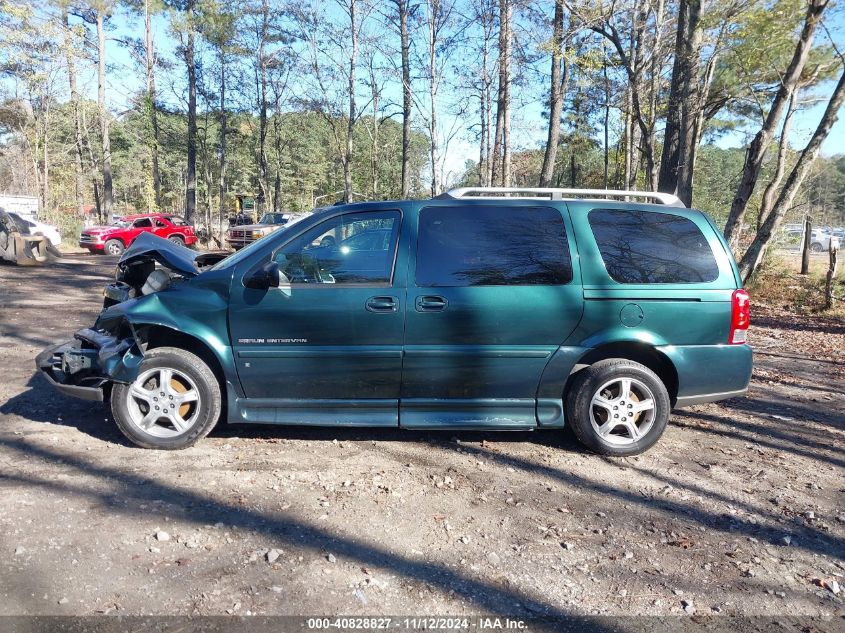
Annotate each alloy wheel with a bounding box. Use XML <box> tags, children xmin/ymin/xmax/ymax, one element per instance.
<box><xmin>589</xmin><ymin>377</ymin><xmax>656</xmax><ymax>446</ymax></box>
<box><xmin>124</xmin><ymin>367</ymin><xmax>201</xmax><ymax>438</ymax></box>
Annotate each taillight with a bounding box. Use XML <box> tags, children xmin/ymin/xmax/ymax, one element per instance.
<box><xmin>729</xmin><ymin>289</ymin><xmax>750</xmax><ymax>344</ymax></box>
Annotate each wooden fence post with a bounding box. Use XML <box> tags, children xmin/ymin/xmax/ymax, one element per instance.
<box><xmin>800</xmin><ymin>215</ymin><xmax>812</xmax><ymax>275</ymax></box>
<box><xmin>826</xmin><ymin>243</ymin><xmax>839</xmax><ymax>310</ymax></box>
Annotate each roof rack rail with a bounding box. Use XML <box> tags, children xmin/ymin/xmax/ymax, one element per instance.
<box><xmin>437</xmin><ymin>187</ymin><xmax>685</xmax><ymax>208</ymax></box>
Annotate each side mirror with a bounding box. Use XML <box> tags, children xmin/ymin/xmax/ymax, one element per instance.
<box><xmin>246</xmin><ymin>261</ymin><xmax>286</xmax><ymax>290</ymax></box>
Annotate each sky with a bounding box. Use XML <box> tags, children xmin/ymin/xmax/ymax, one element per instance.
<box><xmin>28</xmin><ymin>2</ymin><xmax>845</xmax><ymax>187</ymax></box>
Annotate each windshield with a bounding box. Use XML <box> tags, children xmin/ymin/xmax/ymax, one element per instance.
<box><xmin>259</xmin><ymin>213</ymin><xmax>287</xmax><ymax>225</ymax></box>
<box><xmin>8</xmin><ymin>213</ymin><xmax>33</xmax><ymax>231</ymax></box>
<box><xmin>210</xmin><ymin>221</ymin><xmax>295</xmax><ymax>271</ymax></box>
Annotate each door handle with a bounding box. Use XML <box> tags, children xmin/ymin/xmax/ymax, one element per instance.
<box><xmin>366</xmin><ymin>296</ymin><xmax>398</xmax><ymax>313</ymax></box>
<box><xmin>416</xmin><ymin>295</ymin><xmax>448</xmax><ymax>312</ymax></box>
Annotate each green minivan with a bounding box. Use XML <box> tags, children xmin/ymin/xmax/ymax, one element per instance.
<box><xmin>37</xmin><ymin>188</ymin><xmax>752</xmax><ymax>455</ymax></box>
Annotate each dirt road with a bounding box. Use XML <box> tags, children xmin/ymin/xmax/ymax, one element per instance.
<box><xmin>0</xmin><ymin>257</ymin><xmax>843</xmax><ymax>623</ymax></box>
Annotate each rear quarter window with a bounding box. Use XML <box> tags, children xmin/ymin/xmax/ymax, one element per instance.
<box><xmin>588</xmin><ymin>208</ymin><xmax>719</xmax><ymax>284</ymax></box>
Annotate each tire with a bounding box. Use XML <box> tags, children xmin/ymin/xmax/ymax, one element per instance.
<box><xmin>565</xmin><ymin>359</ymin><xmax>670</xmax><ymax>457</ymax></box>
<box><xmin>810</xmin><ymin>242</ymin><xmax>823</xmax><ymax>253</ymax></box>
<box><xmin>168</xmin><ymin>235</ymin><xmax>185</xmax><ymax>246</ymax></box>
<box><xmin>111</xmin><ymin>347</ymin><xmax>221</xmax><ymax>450</ymax></box>
<box><xmin>104</xmin><ymin>239</ymin><xmax>124</xmax><ymax>256</ymax></box>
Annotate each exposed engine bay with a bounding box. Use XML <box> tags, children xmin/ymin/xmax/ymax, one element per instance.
<box><xmin>37</xmin><ymin>233</ymin><xmax>230</xmax><ymax>401</ymax></box>
<box><xmin>103</xmin><ymin>233</ymin><xmax>228</xmax><ymax>307</ymax></box>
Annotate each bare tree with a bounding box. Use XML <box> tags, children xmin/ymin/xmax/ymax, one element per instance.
<box><xmin>95</xmin><ymin>4</ymin><xmax>114</xmax><ymax>221</ymax></box>
<box><xmin>343</xmin><ymin>0</ymin><xmax>362</xmax><ymax>202</ymax></box>
<box><xmin>144</xmin><ymin>0</ymin><xmax>161</xmax><ymax>209</ymax></box>
<box><xmin>757</xmin><ymin>90</ymin><xmax>797</xmax><ymax>230</ymax></box>
<box><xmin>584</xmin><ymin>2</ymin><xmax>657</xmax><ymax>191</ymax></box>
<box><xmin>420</xmin><ymin>0</ymin><xmax>456</xmax><ymax>196</ymax></box>
<box><xmin>539</xmin><ymin>0</ymin><xmax>570</xmax><ymax>187</ymax></box>
<box><xmin>389</xmin><ymin>0</ymin><xmax>414</xmax><ymax>198</ymax></box>
<box><xmin>657</xmin><ymin>0</ymin><xmax>702</xmax><ymax>206</ymax></box>
<box><xmin>60</xmin><ymin>10</ymin><xmax>86</xmax><ymax>217</ymax></box>
<box><xmin>171</xmin><ymin>0</ymin><xmax>199</xmax><ymax>222</ymax></box>
<box><xmin>738</xmin><ymin>64</ymin><xmax>845</xmax><ymax>281</ymax></box>
<box><xmin>723</xmin><ymin>0</ymin><xmax>829</xmax><ymax>247</ymax></box>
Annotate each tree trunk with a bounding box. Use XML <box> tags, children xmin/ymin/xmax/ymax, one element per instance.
<box><xmin>602</xmin><ymin>46</ymin><xmax>610</xmax><ymax>190</ymax></box>
<box><xmin>623</xmin><ymin>86</ymin><xmax>633</xmax><ymax>189</ymax></box>
<box><xmin>491</xmin><ymin>0</ymin><xmax>510</xmax><ymax>186</ymax></box>
<box><xmin>738</xmin><ymin>66</ymin><xmax>845</xmax><ymax>282</ymax></box>
<box><xmin>646</xmin><ymin>0</ymin><xmax>665</xmax><ymax>189</ymax></box>
<box><xmin>757</xmin><ymin>90</ymin><xmax>797</xmax><ymax>230</ymax></box>
<box><xmin>427</xmin><ymin>0</ymin><xmax>440</xmax><ymax>197</ymax></box>
<box><xmin>256</xmin><ymin>2</ymin><xmax>270</xmax><ymax>215</ymax></box>
<box><xmin>593</xmin><ymin>21</ymin><xmax>655</xmax><ymax>192</ymax></box>
<box><xmin>500</xmin><ymin>0</ymin><xmax>512</xmax><ymax>187</ymax></box>
<box><xmin>218</xmin><ymin>48</ymin><xmax>228</xmax><ymax>230</ymax></box>
<box><xmin>479</xmin><ymin>68</ymin><xmax>489</xmax><ymax>186</ymax></box>
<box><xmin>397</xmin><ymin>0</ymin><xmax>412</xmax><ymax>198</ymax></box>
<box><xmin>42</xmin><ymin>101</ymin><xmax>50</xmax><ymax>215</ymax></box>
<box><xmin>144</xmin><ymin>0</ymin><xmax>161</xmax><ymax>209</ymax></box>
<box><xmin>97</xmin><ymin>11</ymin><xmax>113</xmax><ymax>222</ymax></box>
<box><xmin>724</xmin><ymin>0</ymin><xmax>829</xmax><ymax>247</ymax></box>
<box><xmin>62</xmin><ymin>11</ymin><xmax>86</xmax><ymax>217</ymax></box>
<box><xmin>539</xmin><ymin>0</ymin><xmax>566</xmax><ymax>187</ymax></box>
<box><xmin>479</xmin><ymin>3</ymin><xmax>495</xmax><ymax>187</ymax></box>
<box><xmin>657</xmin><ymin>0</ymin><xmax>702</xmax><ymax>206</ymax></box>
<box><xmin>344</xmin><ymin>0</ymin><xmax>358</xmax><ymax>203</ymax></box>
<box><xmin>369</xmin><ymin>63</ymin><xmax>380</xmax><ymax>198</ymax></box>
<box><xmin>185</xmin><ymin>0</ymin><xmax>197</xmax><ymax>223</ymax></box>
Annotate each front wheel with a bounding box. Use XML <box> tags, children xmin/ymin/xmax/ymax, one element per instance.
<box><xmin>810</xmin><ymin>242</ymin><xmax>824</xmax><ymax>253</ymax></box>
<box><xmin>111</xmin><ymin>347</ymin><xmax>221</xmax><ymax>449</ymax></box>
<box><xmin>566</xmin><ymin>359</ymin><xmax>670</xmax><ymax>456</ymax></box>
<box><xmin>104</xmin><ymin>239</ymin><xmax>124</xmax><ymax>256</ymax></box>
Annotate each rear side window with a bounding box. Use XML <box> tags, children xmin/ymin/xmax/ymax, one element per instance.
<box><xmin>588</xmin><ymin>209</ymin><xmax>719</xmax><ymax>284</ymax></box>
<box><xmin>416</xmin><ymin>206</ymin><xmax>572</xmax><ymax>286</ymax></box>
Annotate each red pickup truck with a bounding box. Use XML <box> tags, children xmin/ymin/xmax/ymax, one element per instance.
<box><xmin>80</xmin><ymin>213</ymin><xmax>198</xmax><ymax>255</ymax></box>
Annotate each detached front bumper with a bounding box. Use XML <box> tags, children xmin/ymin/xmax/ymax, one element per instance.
<box><xmin>36</xmin><ymin>328</ymin><xmax>143</xmax><ymax>402</ymax></box>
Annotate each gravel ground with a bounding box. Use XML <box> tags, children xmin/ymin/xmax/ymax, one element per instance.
<box><xmin>0</xmin><ymin>256</ymin><xmax>842</xmax><ymax>625</ymax></box>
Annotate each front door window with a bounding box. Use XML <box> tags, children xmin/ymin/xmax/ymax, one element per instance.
<box><xmin>273</xmin><ymin>211</ymin><xmax>400</xmax><ymax>285</ymax></box>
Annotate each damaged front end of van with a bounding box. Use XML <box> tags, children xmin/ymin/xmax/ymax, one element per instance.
<box><xmin>36</xmin><ymin>233</ymin><xmax>230</xmax><ymax>402</ymax></box>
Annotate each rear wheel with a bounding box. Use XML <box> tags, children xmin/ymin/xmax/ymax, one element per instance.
<box><xmin>111</xmin><ymin>347</ymin><xmax>221</xmax><ymax>449</ymax></box>
<box><xmin>104</xmin><ymin>239</ymin><xmax>124</xmax><ymax>256</ymax></box>
<box><xmin>168</xmin><ymin>235</ymin><xmax>185</xmax><ymax>246</ymax></box>
<box><xmin>566</xmin><ymin>359</ymin><xmax>670</xmax><ymax>456</ymax></box>
<box><xmin>810</xmin><ymin>242</ymin><xmax>824</xmax><ymax>253</ymax></box>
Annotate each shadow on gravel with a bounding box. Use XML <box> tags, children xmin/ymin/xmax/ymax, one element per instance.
<box><xmin>431</xmin><ymin>439</ymin><xmax>845</xmax><ymax>562</ymax></box>
<box><xmin>1</xmin><ymin>373</ymin><xmax>130</xmax><ymax>446</ymax></box>
<box><xmin>714</xmin><ymin>395</ymin><xmax>844</xmax><ymax>433</ymax></box>
<box><xmin>676</xmin><ymin>410</ymin><xmax>845</xmax><ymax>469</ymax></box>
<box><xmin>0</xmin><ymin>437</ymin><xmax>607</xmax><ymax>624</ymax></box>
<box><xmin>7</xmin><ymin>376</ymin><xmax>842</xmax><ymax>564</ymax></box>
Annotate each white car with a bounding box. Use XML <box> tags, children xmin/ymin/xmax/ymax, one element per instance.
<box><xmin>10</xmin><ymin>212</ymin><xmax>62</xmax><ymax>246</ymax></box>
<box><xmin>809</xmin><ymin>229</ymin><xmax>839</xmax><ymax>253</ymax></box>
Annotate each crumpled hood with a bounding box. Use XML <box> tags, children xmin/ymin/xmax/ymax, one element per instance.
<box><xmin>119</xmin><ymin>232</ymin><xmax>226</xmax><ymax>277</ymax></box>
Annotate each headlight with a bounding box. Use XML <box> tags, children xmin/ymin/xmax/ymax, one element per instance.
<box><xmin>252</xmin><ymin>230</ymin><xmax>267</xmax><ymax>239</ymax></box>
<box><xmin>141</xmin><ymin>269</ymin><xmax>170</xmax><ymax>295</ymax></box>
